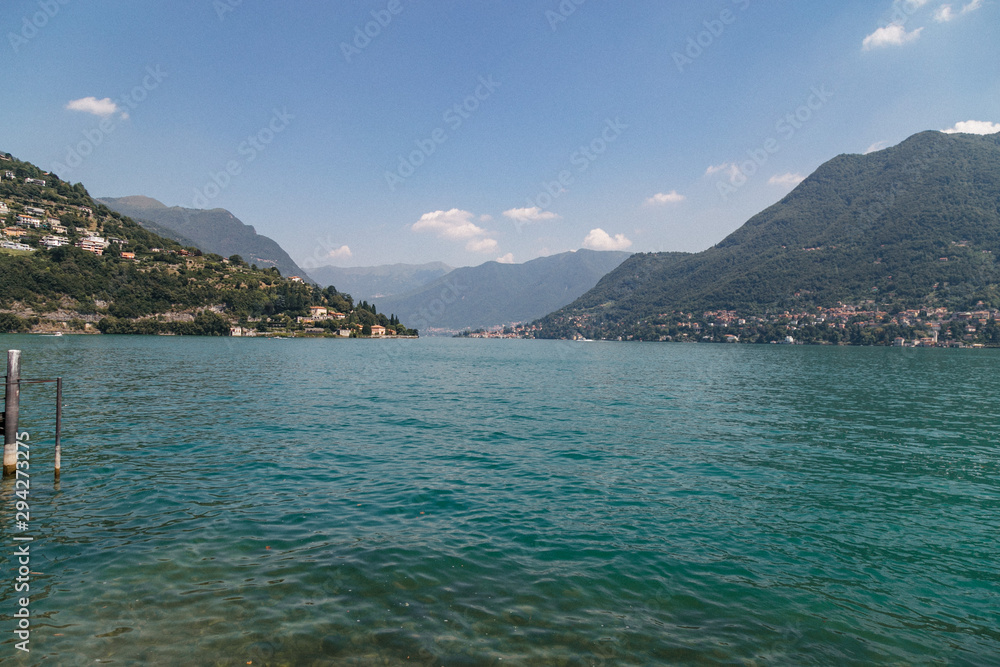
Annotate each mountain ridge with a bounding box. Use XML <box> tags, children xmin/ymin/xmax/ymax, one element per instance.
<box><xmin>99</xmin><ymin>195</ymin><xmax>312</xmax><ymax>281</ymax></box>
<box><xmin>375</xmin><ymin>249</ymin><xmax>633</xmax><ymax>332</ymax></box>
<box><xmin>534</xmin><ymin>130</ymin><xmax>1000</xmax><ymax>339</ymax></box>
<box><xmin>308</xmin><ymin>261</ymin><xmax>454</xmax><ymax>301</ymax></box>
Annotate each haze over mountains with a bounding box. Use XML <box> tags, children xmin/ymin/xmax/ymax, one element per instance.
<box><xmin>93</xmin><ymin>129</ymin><xmax>1000</xmax><ymax>340</ymax></box>
<box><xmin>100</xmin><ymin>196</ymin><xmax>312</xmax><ymax>281</ymax></box>
<box><xmin>308</xmin><ymin>262</ymin><xmax>453</xmax><ymax>302</ymax></box>
<box><xmin>536</xmin><ymin>131</ymin><xmax>1000</xmax><ymax>339</ymax></box>
<box><xmin>375</xmin><ymin>249</ymin><xmax>633</xmax><ymax>333</ymax></box>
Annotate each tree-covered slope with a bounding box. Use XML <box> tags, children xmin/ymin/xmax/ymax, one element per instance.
<box><xmin>536</xmin><ymin>131</ymin><xmax>1000</xmax><ymax>338</ymax></box>
<box><xmin>100</xmin><ymin>196</ymin><xmax>312</xmax><ymax>282</ymax></box>
<box><xmin>0</xmin><ymin>154</ymin><xmax>415</xmax><ymax>336</ymax></box>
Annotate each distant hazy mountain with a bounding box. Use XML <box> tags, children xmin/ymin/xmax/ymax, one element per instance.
<box><xmin>100</xmin><ymin>196</ymin><xmax>311</xmax><ymax>281</ymax></box>
<box><xmin>308</xmin><ymin>262</ymin><xmax>453</xmax><ymax>301</ymax></box>
<box><xmin>374</xmin><ymin>250</ymin><xmax>632</xmax><ymax>332</ymax></box>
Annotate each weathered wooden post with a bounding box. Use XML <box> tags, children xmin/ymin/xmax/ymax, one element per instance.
<box><xmin>54</xmin><ymin>377</ymin><xmax>62</xmax><ymax>478</ymax></box>
<box><xmin>3</xmin><ymin>349</ymin><xmax>20</xmax><ymax>477</ymax></box>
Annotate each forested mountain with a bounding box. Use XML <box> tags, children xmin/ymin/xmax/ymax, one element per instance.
<box><xmin>535</xmin><ymin>131</ymin><xmax>1000</xmax><ymax>339</ymax></box>
<box><xmin>376</xmin><ymin>250</ymin><xmax>632</xmax><ymax>332</ymax></box>
<box><xmin>0</xmin><ymin>154</ymin><xmax>413</xmax><ymax>336</ymax></box>
<box><xmin>309</xmin><ymin>262</ymin><xmax>453</xmax><ymax>301</ymax></box>
<box><xmin>100</xmin><ymin>196</ymin><xmax>312</xmax><ymax>281</ymax></box>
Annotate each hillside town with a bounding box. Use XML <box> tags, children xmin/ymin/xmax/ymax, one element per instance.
<box><xmin>0</xmin><ymin>159</ymin><xmax>416</xmax><ymax>338</ymax></box>
<box><xmin>486</xmin><ymin>301</ymin><xmax>1000</xmax><ymax>347</ymax></box>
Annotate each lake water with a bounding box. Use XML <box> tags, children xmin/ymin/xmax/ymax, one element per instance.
<box><xmin>1</xmin><ymin>335</ymin><xmax>998</xmax><ymax>665</ymax></box>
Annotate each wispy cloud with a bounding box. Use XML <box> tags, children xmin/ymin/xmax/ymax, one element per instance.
<box><xmin>934</xmin><ymin>4</ymin><xmax>955</xmax><ymax>20</ymax></box>
<box><xmin>645</xmin><ymin>190</ymin><xmax>686</xmax><ymax>205</ymax></box>
<box><xmin>412</xmin><ymin>209</ymin><xmax>488</xmax><ymax>240</ymax></box>
<box><xmin>502</xmin><ymin>206</ymin><xmax>559</xmax><ymax>223</ymax></box>
<box><xmin>66</xmin><ymin>96</ymin><xmax>126</xmax><ymax>119</ymax></box>
<box><xmin>942</xmin><ymin>120</ymin><xmax>1000</xmax><ymax>135</ymax></box>
<box><xmin>862</xmin><ymin>24</ymin><xmax>923</xmax><ymax>50</ymax></box>
<box><xmin>466</xmin><ymin>238</ymin><xmax>498</xmax><ymax>253</ymax></box>
<box><xmin>496</xmin><ymin>252</ymin><xmax>515</xmax><ymax>264</ymax></box>
<box><xmin>705</xmin><ymin>162</ymin><xmax>741</xmax><ymax>182</ymax></box>
<box><xmin>413</xmin><ymin>208</ymin><xmax>499</xmax><ymax>253</ymax></box>
<box><xmin>768</xmin><ymin>173</ymin><xmax>805</xmax><ymax>188</ymax></box>
<box><xmin>326</xmin><ymin>245</ymin><xmax>352</xmax><ymax>260</ymax></box>
<box><xmin>583</xmin><ymin>228</ymin><xmax>632</xmax><ymax>251</ymax></box>
<box><xmin>961</xmin><ymin>0</ymin><xmax>983</xmax><ymax>14</ymax></box>
<box><xmin>864</xmin><ymin>140</ymin><xmax>891</xmax><ymax>154</ymax></box>
<box><xmin>935</xmin><ymin>0</ymin><xmax>981</xmax><ymax>21</ymax></box>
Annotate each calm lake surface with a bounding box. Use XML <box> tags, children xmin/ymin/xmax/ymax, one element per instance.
<box><xmin>0</xmin><ymin>335</ymin><xmax>998</xmax><ymax>665</ymax></box>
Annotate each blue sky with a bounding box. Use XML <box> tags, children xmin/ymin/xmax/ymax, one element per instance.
<box><xmin>2</xmin><ymin>0</ymin><xmax>998</xmax><ymax>271</ymax></box>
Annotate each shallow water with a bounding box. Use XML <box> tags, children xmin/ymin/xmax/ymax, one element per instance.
<box><xmin>1</xmin><ymin>335</ymin><xmax>998</xmax><ymax>665</ymax></box>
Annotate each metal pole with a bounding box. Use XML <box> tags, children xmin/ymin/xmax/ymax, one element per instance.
<box><xmin>54</xmin><ymin>377</ymin><xmax>62</xmax><ymax>478</ymax></box>
<box><xmin>3</xmin><ymin>350</ymin><xmax>21</xmax><ymax>477</ymax></box>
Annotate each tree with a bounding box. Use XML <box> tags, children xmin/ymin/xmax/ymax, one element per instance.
<box><xmin>0</xmin><ymin>313</ymin><xmax>27</xmax><ymax>333</ymax></box>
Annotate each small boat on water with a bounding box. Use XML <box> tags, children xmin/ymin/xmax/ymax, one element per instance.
<box><xmin>39</xmin><ymin>332</ymin><xmax>63</xmax><ymax>337</ymax></box>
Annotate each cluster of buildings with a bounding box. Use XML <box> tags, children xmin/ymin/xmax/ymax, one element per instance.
<box><xmin>462</xmin><ymin>329</ymin><xmax>521</xmax><ymax>339</ymax></box>
<box><xmin>696</xmin><ymin>303</ymin><xmax>997</xmax><ymax>340</ymax></box>
<box><xmin>296</xmin><ymin>305</ymin><xmax>347</xmax><ymax>325</ymax></box>
<box><xmin>231</xmin><ymin>318</ymin><xmax>394</xmax><ymax>338</ymax></box>
<box><xmin>508</xmin><ymin>300</ymin><xmax>1000</xmax><ymax>346</ymax></box>
<box><xmin>1</xmin><ymin>194</ymin><xmax>127</xmax><ymax>256</ymax></box>
<box><xmin>1</xmin><ymin>169</ymin><xmax>47</xmax><ymax>188</ymax></box>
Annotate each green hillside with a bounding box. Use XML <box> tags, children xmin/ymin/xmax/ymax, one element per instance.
<box><xmin>535</xmin><ymin>131</ymin><xmax>1000</xmax><ymax>340</ymax></box>
<box><xmin>100</xmin><ymin>195</ymin><xmax>312</xmax><ymax>281</ymax></box>
<box><xmin>0</xmin><ymin>154</ymin><xmax>413</xmax><ymax>336</ymax></box>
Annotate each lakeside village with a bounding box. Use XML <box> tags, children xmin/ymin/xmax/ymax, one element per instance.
<box><xmin>463</xmin><ymin>303</ymin><xmax>1000</xmax><ymax>348</ymax></box>
<box><xmin>0</xmin><ymin>168</ymin><xmax>414</xmax><ymax>338</ymax></box>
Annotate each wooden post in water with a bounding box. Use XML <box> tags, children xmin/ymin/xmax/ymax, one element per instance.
<box><xmin>54</xmin><ymin>377</ymin><xmax>62</xmax><ymax>478</ymax></box>
<box><xmin>3</xmin><ymin>350</ymin><xmax>20</xmax><ymax>477</ymax></box>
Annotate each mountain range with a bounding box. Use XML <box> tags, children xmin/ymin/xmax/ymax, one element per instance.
<box><xmin>99</xmin><ymin>196</ymin><xmax>312</xmax><ymax>281</ymax></box>
<box><xmin>535</xmin><ymin>130</ymin><xmax>1000</xmax><ymax>339</ymax></box>
<box><xmin>308</xmin><ymin>262</ymin><xmax>453</xmax><ymax>302</ymax></box>
<box><xmin>374</xmin><ymin>249</ymin><xmax>633</xmax><ymax>333</ymax></box>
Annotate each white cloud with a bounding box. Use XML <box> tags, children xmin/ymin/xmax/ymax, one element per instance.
<box><xmin>705</xmin><ymin>162</ymin><xmax>742</xmax><ymax>182</ymax></box>
<box><xmin>934</xmin><ymin>4</ymin><xmax>955</xmax><ymax>20</ymax></box>
<box><xmin>583</xmin><ymin>228</ymin><xmax>632</xmax><ymax>251</ymax></box>
<box><xmin>864</xmin><ymin>140</ymin><xmax>891</xmax><ymax>154</ymax></box>
<box><xmin>936</xmin><ymin>0</ymin><xmax>981</xmax><ymax>21</ymax></box>
<box><xmin>66</xmin><ymin>97</ymin><xmax>120</xmax><ymax>117</ymax></box>
<box><xmin>862</xmin><ymin>24</ymin><xmax>923</xmax><ymax>50</ymax></box>
<box><xmin>496</xmin><ymin>253</ymin><xmax>515</xmax><ymax>264</ymax></box>
<box><xmin>466</xmin><ymin>238</ymin><xmax>498</xmax><ymax>253</ymax></box>
<box><xmin>961</xmin><ymin>0</ymin><xmax>982</xmax><ymax>14</ymax></box>
<box><xmin>412</xmin><ymin>209</ymin><xmax>488</xmax><ymax>240</ymax></box>
<box><xmin>645</xmin><ymin>190</ymin><xmax>686</xmax><ymax>205</ymax></box>
<box><xmin>502</xmin><ymin>206</ymin><xmax>560</xmax><ymax>223</ymax></box>
<box><xmin>326</xmin><ymin>245</ymin><xmax>352</xmax><ymax>260</ymax></box>
<box><xmin>942</xmin><ymin>120</ymin><xmax>1000</xmax><ymax>134</ymax></box>
<box><xmin>768</xmin><ymin>173</ymin><xmax>805</xmax><ymax>188</ymax></box>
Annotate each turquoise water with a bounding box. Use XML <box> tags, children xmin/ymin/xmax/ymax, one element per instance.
<box><xmin>1</xmin><ymin>335</ymin><xmax>999</xmax><ymax>665</ymax></box>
